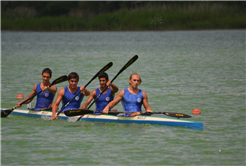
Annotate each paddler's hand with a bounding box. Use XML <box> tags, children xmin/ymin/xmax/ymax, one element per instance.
<box><xmin>80</xmin><ymin>86</ymin><xmax>85</xmax><ymax>92</ymax></box>
<box><xmin>130</xmin><ymin>112</ymin><xmax>141</xmax><ymax>116</ymax></box>
<box><xmin>15</xmin><ymin>102</ymin><xmax>22</xmax><ymax>108</ymax></box>
<box><xmin>102</xmin><ymin>107</ymin><xmax>109</xmax><ymax>114</ymax></box>
<box><xmin>51</xmin><ymin>113</ymin><xmax>58</xmax><ymax>120</ymax></box>
<box><xmin>80</xmin><ymin>86</ymin><xmax>90</xmax><ymax>96</ymax></box>
<box><xmin>42</xmin><ymin>86</ymin><xmax>49</xmax><ymax>92</ymax></box>
<box><xmin>106</xmin><ymin>81</ymin><xmax>112</xmax><ymax>87</ymax></box>
<box><xmin>146</xmin><ymin>109</ymin><xmax>153</xmax><ymax>113</ymax></box>
<box><xmin>41</xmin><ymin>107</ymin><xmax>47</xmax><ymax>111</ymax></box>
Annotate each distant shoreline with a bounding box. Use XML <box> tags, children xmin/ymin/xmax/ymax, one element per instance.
<box><xmin>2</xmin><ymin>2</ymin><xmax>245</xmax><ymax>31</ymax></box>
<box><xmin>1</xmin><ymin>29</ymin><xmax>245</xmax><ymax>32</ymax></box>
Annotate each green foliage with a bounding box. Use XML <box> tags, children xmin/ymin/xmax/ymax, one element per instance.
<box><xmin>2</xmin><ymin>1</ymin><xmax>245</xmax><ymax>17</ymax></box>
<box><xmin>1</xmin><ymin>1</ymin><xmax>245</xmax><ymax>31</ymax></box>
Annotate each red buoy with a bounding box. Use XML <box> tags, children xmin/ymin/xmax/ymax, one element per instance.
<box><xmin>17</xmin><ymin>94</ymin><xmax>24</xmax><ymax>100</ymax></box>
<box><xmin>193</xmin><ymin>109</ymin><xmax>201</xmax><ymax>115</ymax></box>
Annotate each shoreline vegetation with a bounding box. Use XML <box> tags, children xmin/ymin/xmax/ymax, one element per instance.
<box><xmin>1</xmin><ymin>1</ymin><xmax>246</xmax><ymax>31</ymax></box>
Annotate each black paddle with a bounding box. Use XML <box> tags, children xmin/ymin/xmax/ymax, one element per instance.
<box><xmin>56</xmin><ymin>62</ymin><xmax>113</xmax><ymax>117</ymax></box>
<box><xmin>65</xmin><ymin>109</ymin><xmax>192</xmax><ymax>118</ymax></box>
<box><xmin>76</xmin><ymin>55</ymin><xmax>139</xmax><ymax>121</ymax></box>
<box><xmin>1</xmin><ymin>75</ymin><xmax>68</xmax><ymax>118</ymax></box>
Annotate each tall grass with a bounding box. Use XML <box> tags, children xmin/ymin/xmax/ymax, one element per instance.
<box><xmin>1</xmin><ymin>2</ymin><xmax>245</xmax><ymax>31</ymax></box>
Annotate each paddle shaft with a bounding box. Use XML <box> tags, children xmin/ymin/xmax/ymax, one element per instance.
<box><xmin>106</xmin><ymin>111</ymin><xmax>191</xmax><ymax>118</ymax></box>
<box><xmin>76</xmin><ymin>55</ymin><xmax>139</xmax><ymax>121</ymax></box>
<box><xmin>65</xmin><ymin>109</ymin><xmax>191</xmax><ymax>118</ymax></box>
<box><xmin>56</xmin><ymin>62</ymin><xmax>113</xmax><ymax>116</ymax></box>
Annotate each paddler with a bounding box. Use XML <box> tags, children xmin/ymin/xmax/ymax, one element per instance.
<box><xmin>80</xmin><ymin>72</ymin><xmax>119</xmax><ymax>114</ymax></box>
<box><xmin>103</xmin><ymin>73</ymin><xmax>153</xmax><ymax>116</ymax></box>
<box><xmin>51</xmin><ymin>72</ymin><xmax>90</xmax><ymax>120</ymax></box>
<box><xmin>15</xmin><ymin>68</ymin><xmax>57</xmax><ymax>111</ymax></box>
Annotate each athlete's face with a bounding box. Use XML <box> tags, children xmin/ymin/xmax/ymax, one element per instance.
<box><xmin>99</xmin><ymin>77</ymin><xmax>107</xmax><ymax>88</ymax></box>
<box><xmin>42</xmin><ymin>72</ymin><xmax>51</xmax><ymax>83</ymax></box>
<box><xmin>68</xmin><ymin>78</ymin><xmax>79</xmax><ymax>89</ymax></box>
<box><xmin>129</xmin><ymin>75</ymin><xmax>141</xmax><ymax>89</ymax></box>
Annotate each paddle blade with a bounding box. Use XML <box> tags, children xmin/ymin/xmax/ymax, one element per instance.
<box><xmin>85</xmin><ymin>62</ymin><xmax>113</xmax><ymax>87</ymax></box>
<box><xmin>1</xmin><ymin>109</ymin><xmax>14</xmax><ymax>118</ymax></box>
<box><xmin>163</xmin><ymin>112</ymin><xmax>192</xmax><ymax>118</ymax></box>
<box><xmin>64</xmin><ymin>109</ymin><xmax>94</xmax><ymax>116</ymax></box>
<box><xmin>98</xmin><ymin>62</ymin><xmax>113</xmax><ymax>75</ymax></box>
<box><xmin>124</xmin><ymin>55</ymin><xmax>138</xmax><ymax>70</ymax></box>
<box><xmin>111</xmin><ymin>55</ymin><xmax>138</xmax><ymax>82</ymax></box>
<box><xmin>51</xmin><ymin>75</ymin><xmax>68</xmax><ymax>86</ymax></box>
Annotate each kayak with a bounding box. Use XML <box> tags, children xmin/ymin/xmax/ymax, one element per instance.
<box><xmin>1</xmin><ymin>108</ymin><xmax>203</xmax><ymax>130</ymax></box>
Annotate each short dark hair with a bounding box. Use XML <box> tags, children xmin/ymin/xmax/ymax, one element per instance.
<box><xmin>42</xmin><ymin>68</ymin><xmax>52</xmax><ymax>77</ymax></box>
<box><xmin>98</xmin><ymin>72</ymin><xmax>109</xmax><ymax>81</ymax></box>
<box><xmin>68</xmin><ymin>72</ymin><xmax>79</xmax><ymax>81</ymax></box>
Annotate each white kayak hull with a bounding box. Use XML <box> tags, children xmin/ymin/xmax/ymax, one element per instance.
<box><xmin>1</xmin><ymin>108</ymin><xmax>203</xmax><ymax>130</ymax></box>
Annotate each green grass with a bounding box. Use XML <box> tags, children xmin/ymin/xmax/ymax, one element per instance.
<box><xmin>1</xmin><ymin>2</ymin><xmax>245</xmax><ymax>31</ymax></box>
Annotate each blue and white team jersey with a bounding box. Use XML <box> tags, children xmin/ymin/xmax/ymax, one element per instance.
<box><xmin>61</xmin><ymin>86</ymin><xmax>83</xmax><ymax>112</ymax></box>
<box><xmin>34</xmin><ymin>83</ymin><xmax>54</xmax><ymax>111</ymax></box>
<box><xmin>95</xmin><ymin>87</ymin><xmax>114</xmax><ymax>112</ymax></box>
<box><xmin>121</xmin><ymin>88</ymin><xmax>143</xmax><ymax>116</ymax></box>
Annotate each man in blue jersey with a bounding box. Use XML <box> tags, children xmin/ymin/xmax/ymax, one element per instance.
<box><xmin>103</xmin><ymin>73</ymin><xmax>153</xmax><ymax>117</ymax></box>
<box><xmin>51</xmin><ymin>72</ymin><xmax>90</xmax><ymax>120</ymax></box>
<box><xmin>15</xmin><ymin>68</ymin><xmax>57</xmax><ymax>111</ymax></box>
<box><xmin>80</xmin><ymin>72</ymin><xmax>118</xmax><ymax>113</ymax></box>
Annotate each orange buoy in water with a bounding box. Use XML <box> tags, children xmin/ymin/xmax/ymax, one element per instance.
<box><xmin>17</xmin><ymin>94</ymin><xmax>24</xmax><ymax>100</ymax></box>
<box><xmin>193</xmin><ymin>109</ymin><xmax>201</xmax><ymax>115</ymax></box>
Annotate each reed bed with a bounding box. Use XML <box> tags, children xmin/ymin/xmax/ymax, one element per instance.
<box><xmin>1</xmin><ymin>2</ymin><xmax>245</xmax><ymax>31</ymax></box>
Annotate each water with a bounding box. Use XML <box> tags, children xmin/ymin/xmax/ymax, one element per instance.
<box><xmin>1</xmin><ymin>30</ymin><xmax>245</xmax><ymax>165</ymax></box>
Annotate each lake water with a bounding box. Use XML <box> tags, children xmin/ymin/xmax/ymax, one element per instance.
<box><xmin>1</xmin><ymin>30</ymin><xmax>245</xmax><ymax>165</ymax></box>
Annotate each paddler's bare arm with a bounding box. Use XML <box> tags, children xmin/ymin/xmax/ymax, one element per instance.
<box><xmin>107</xmin><ymin>81</ymin><xmax>119</xmax><ymax>93</ymax></box>
<box><xmin>51</xmin><ymin>88</ymin><xmax>65</xmax><ymax>120</ymax></box>
<box><xmin>142</xmin><ymin>91</ymin><xmax>153</xmax><ymax>113</ymax></box>
<box><xmin>15</xmin><ymin>84</ymin><xmax>37</xmax><ymax>108</ymax></box>
<box><xmin>80</xmin><ymin>86</ymin><xmax>90</xmax><ymax>96</ymax></box>
<box><xmin>42</xmin><ymin>85</ymin><xmax>57</xmax><ymax>95</ymax></box>
<box><xmin>103</xmin><ymin>90</ymin><xmax>124</xmax><ymax>114</ymax></box>
<box><xmin>80</xmin><ymin>90</ymin><xmax>96</xmax><ymax>109</ymax></box>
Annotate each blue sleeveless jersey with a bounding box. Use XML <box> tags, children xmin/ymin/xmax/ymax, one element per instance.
<box><xmin>61</xmin><ymin>86</ymin><xmax>83</xmax><ymax>112</ymax></box>
<box><xmin>122</xmin><ymin>88</ymin><xmax>143</xmax><ymax>113</ymax></box>
<box><xmin>34</xmin><ymin>83</ymin><xmax>54</xmax><ymax>111</ymax></box>
<box><xmin>95</xmin><ymin>87</ymin><xmax>114</xmax><ymax>112</ymax></box>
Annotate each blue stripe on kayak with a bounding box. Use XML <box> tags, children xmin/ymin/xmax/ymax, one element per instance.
<box><xmin>81</xmin><ymin>117</ymin><xmax>203</xmax><ymax>130</ymax></box>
